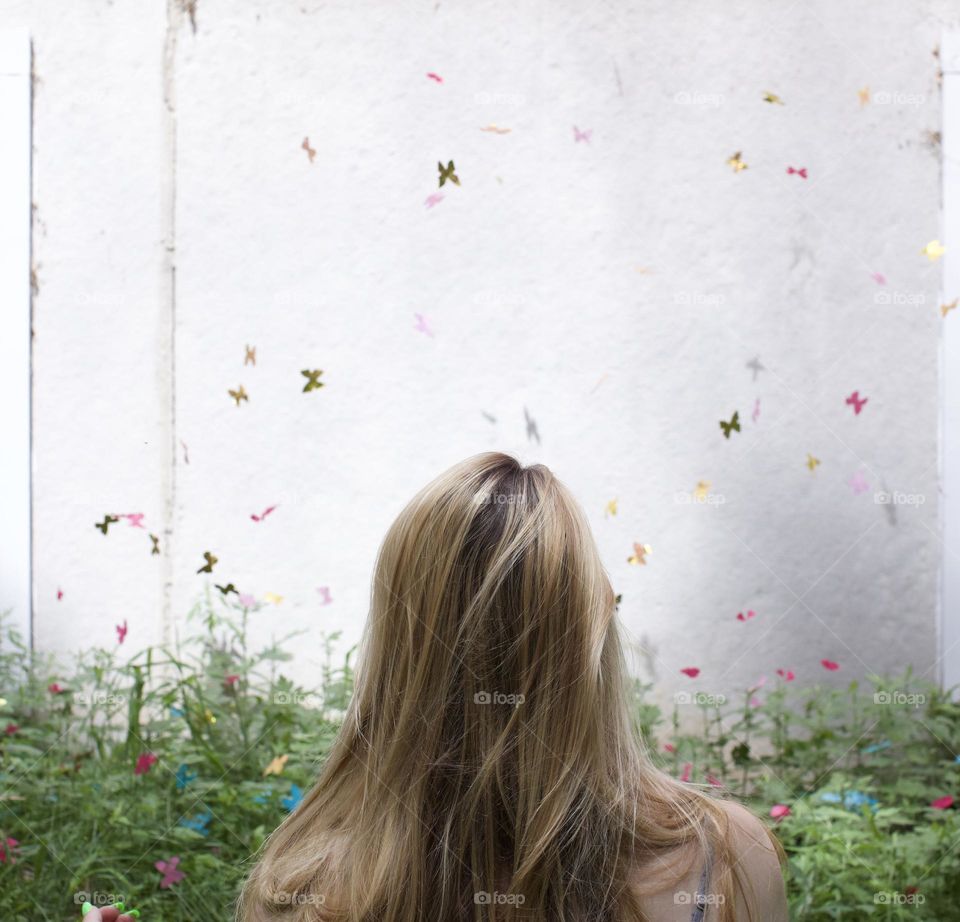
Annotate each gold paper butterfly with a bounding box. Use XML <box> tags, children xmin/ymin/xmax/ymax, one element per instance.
<box><xmin>228</xmin><ymin>385</ymin><xmax>249</xmax><ymax>406</ymax></box>
<box><xmin>204</xmin><ymin>708</ymin><xmax>217</xmax><ymax>724</ymax></box>
<box><xmin>438</xmin><ymin>160</ymin><xmax>460</xmax><ymax>187</ymax></box>
<box><xmin>149</xmin><ymin>533</ymin><xmax>160</xmax><ymax>555</ymax></box>
<box><xmin>263</xmin><ymin>753</ymin><xmax>289</xmax><ymax>777</ymax></box>
<box><xmin>858</xmin><ymin>86</ymin><xmax>871</xmax><ymax>106</ymax></box>
<box><xmin>922</xmin><ymin>239</ymin><xmax>946</xmax><ymax>261</ymax></box>
<box><xmin>763</xmin><ymin>92</ymin><xmax>784</xmax><ymax>105</ymax></box>
<box><xmin>215</xmin><ymin>583</ymin><xmax>238</xmax><ymax>596</ymax></box>
<box><xmin>719</xmin><ymin>412</ymin><xmax>740</xmax><ymax>439</ymax></box>
<box><xmin>806</xmin><ymin>454</ymin><xmax>820</xmax><ymax>471</ymax></box>
<box><xmin>301</xmin><ymin>369</ymin><xmax>324</xmax><ymax>392</ymax></box>
<box><xmin>942</xmin><ymin>298</ymin><xmax>958</xmax><ymax>318</ymax></box>
<box><xmin>694</xmin><ymin>480</ymin><xmax>710</xmax><ymax>501</ymax></box>
<box><xmin>605</xmin><ymin>499</ymin><xmax>618</xmax><ymax>517</ymax></box>
<box><xmin>244</xmin><ymin>345</ymin><xmax>256</xmax><ymax>366</ymax></box>
<box><xmin>479</xmin><ymin>125</ymin><xmax>511</xmax><ymax>134</ymax></box>
<box><xmin>726</xmin><ymin>151</ymin><xmax>748</xmax><ymax>173</ymax></box>
<box><xmin>95</xmin><ymin>515</ymin><xmax>119</xmax><ymax>535</ymax></box>
<box><xmin>264</xmin><ymin>592</ymin><xmax>284</xmax><ymax>605</ymax></box>
<box><xmin>627</xmin><ymin>543</ymin><xmax>652</xmax><ymax>565</ymax></box>
<box><xmin>197</xmin><ymin>551</ymin><xmax>218</xmax><ymax>574</ymax></box>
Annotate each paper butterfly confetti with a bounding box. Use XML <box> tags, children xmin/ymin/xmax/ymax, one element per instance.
<box><xmin>770</xmin><ymin>804</ymin><xmax>791</xmax><ymax>820</ymax></box>
<box><xmin>680</xmin><ymin>762</ymin><xmax>692</xmax><ymax>783</ymax></box>
<box><xmin>922</xmin><ymin>239</ymin><xmax>946</xmax><ymax>261</ymax></box>
<box><xmin>196</xmin><ymin>551</ymin><xmax>218</xmax><ymax>574</ymax></box>
<box><xmin>694</xmin><ymin>481</ymin><xmax>710</xmax><ymax>500</ymax></box>
<box><xmin>850</xmin><ymin>470</ymin><xmax>869</xmax><ymax>495</ymax></box>
<box><xmin>56</xmin><ymin>588</ymin><xmax>63</xmax><ymax>600</ymax></box>
<box><xmin>481</xmin><ymin>410</ymin><xmax>496</xmax><ymax>424</ymax></box>
<box><xmin>858</xmin><ymin>86</ymin><xmax>871</xmax><ymax>106</ymax></box>
<box><xmin>282</xmin><ymin>784</ymin><xmax>304</xmax><ymax>812</ymax></box>
<box><xmin>135</xmin><ymin>752</ymin><xmax>158</xmax><ymax>775</ymax></box>
<box><xmin>786</xmin><ymin>166</ymin><xmax>807</xmax><ymax>179</ymax></box>
<box><xmin>821</xmin><ymin>659</ymin><xmax>840</xmax><ymax>671</ymax></box>
<box><xmin>426</xmin><ymin>72</ymin><xmax>443</xmax><ymax>83</ymax></box>
<box><xmin>941</xmin><ymin>298</ymin><xmax>958</xmax><ymax>318</ymax></box>
<box><xmin>845</xmin><ymin>390</ymin><xmax>868</xmax><ymax>415</ymax></box>
<box><xmin>776</xmin><ymin>669</ymin><xmax>795</xmax><ymax>681</ymax></box>
<box><xmin>413</xmin><ymin>313</ymin><xmax>434</xmax><ymax>337</ymax></box>
<box><xmin>149</xmin><ymin>533</ymin><xmax>160</xmax><ymax>555</ymax></box>
<box><xmin>424</xmin><ymin>193</ymin><xmax>444</xmax><ymax>209</ymax></box>
<box><xmin>746</xmin><ymin>356</ymin><xmax>765</xmax><ymax>380</ymax></box>
<box><xmin>438</xmin><ymin>160</ymin><xmax>460</xmax><ymax>187</ymax></box>
<box><xmin>95</xmin><ymin>515</ymin><xmax>119</xmax><ymax>535</ymax></box>
<box><xmin>180</xmin><ymin>439</ymin><xmax>190</xmax><ymax>464</ymax></box>
<box><xmin>870</xmin><ymin>272</ymin><xmax>887</xmax><ymax>286</ymax></box>
<box><xmin>263</xmin><ymin>753</ymin><xmax>289</xmax><ymax>777</ymax></box>
<box><xmin>573</xmin><ymin>126</ymin><xmax>592</xmax><ymax>143</ymax></box>
<box><xmin>155</xmin><ymin>856</ymin><xmax>185</xmax><ymax>889</ymax></box>
<box><xmin>244</xmin><ymin>344</ymin><xmax>256</xmax><ymax>365</ymax></box>
<box><xmin>120</xmin><ymin>513</ymin><xmax>145</xmax><ymax>528</ymax></box>
<box><xmin>726</xmin><ymin>151</ymin><xmax>748</xmax><ymax>172</ymax></box>
<box><xmin>627</xmin><ymin>543</ymin><xmax>652</xmax><ymax>565</ymax></box>
<box><xmin>215</xmin><ymin>583</ymin><xmax>238</xmax><ymax>596</ymax></box>
<box><xmin>524</xmin><ymin>407</ymin><xmax>541</xmax><ymax>444</ymax></box>
<box><xmin>480</xmin><ymin>125</ymin><xmax>511</xmax><ymax>134</ymax></box>
<box><xmin>680</xmin><ymin>667</ymin><xmax>700</xmax><ymax>678</ymax></box>
<box><xmin>719</xmin><ymin>411</ymin><xmax>740</xmax><ymax>439</ymax></box>
<box><xmin>736</xmin><ymin>610</ymin><xmax>756</xmax><ymax>622</ymax></box>
<box><xmin>806</xmin><ymin>454</ymin><xmax>821</xmax><ymax>471</ymax></box>
<box><xmin>179</xmin><ymin>811</ymin><xmax>211</xmax><ymax>835</ymax></box>
<box><xmin>301</xmin><ymin>137</ymin><xmax>316</xmax><ymax>162</ymax></box>
<box><xmin>301</xmin><ymin>369</ymin><xmax>324</xmax><ymax>392</ymax></box>
<box><xmin>763</xmin><ymin>92</ymin><xmax>784</xmax><ymax>105</ymax></box>
<box><xmin>752</xmin><ymin>398</ymin><xmax>760</xmax><ymax>423</ymax></box>
<box><xmin>251</xmin><ymin>505</ymin><xmax>278</xmax><ymax>522</ymax></box>
<box><xmin>264</xmin><ymin>592</ymin><xmax>284</xmax><ymax>605</ymax></box>
<box><xmin>931</xmin><ymin>795</ymin><xmax>955</xmax><ymax>810</ymax></box>
<box><xmin>238</xmin><ymin>592</ymin><xmax>257</xmax><ymax>608</ymax></box>
<box><xmin>316</xmin><ymin>586</ymin><xmax>333</xmax><ymax>605</ymax></box>
<box><xmin>116</xmin><ymin>620</ymin><xmax>128</xmax><ymax>644</ymax></box>
<box><xmin>228</xmin><ymin>385</ymin><xmax>248</xmax><ymax>407</ymax></box>
<box><xmin>605</xmin><ymin>499</ymin><xmax>618</xmax><ymax>517</ymax></box>
<box><xmin>175</xmin><ymin>764</ymin><xmax>197</xmax><ymax>789</ymax></box>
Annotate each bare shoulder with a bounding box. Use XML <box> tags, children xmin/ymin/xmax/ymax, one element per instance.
<box><xmin>714</xmin><ymin>799</ymin><xmax>789</xmax><ymax>922</ymax></box>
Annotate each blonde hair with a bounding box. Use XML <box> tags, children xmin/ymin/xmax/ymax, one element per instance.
<box><xmin>239</xmin><ymin>453</ymin><xmax>774</xmax><ymax>921</ymax></box>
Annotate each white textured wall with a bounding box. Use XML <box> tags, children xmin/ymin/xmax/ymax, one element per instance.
<box><xmin>8</xmin><ymin>0</ymin><xmax>958</xmax><ymax>701</ymax></box>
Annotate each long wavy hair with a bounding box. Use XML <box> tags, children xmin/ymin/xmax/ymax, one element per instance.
<box><xmin>239</xmin><ymin>453</ymin><xmax>768</xmax><ymax>921</ymax></box>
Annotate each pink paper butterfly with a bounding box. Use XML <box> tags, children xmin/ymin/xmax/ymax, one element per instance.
<box><xmin>821</xmin><ymin>659</ymin><xmax>840</xmax><ymax>671</ymax></box>
<box><xmin>786</xmin><ymin>166</ymin><xmax>807</xmax><ymax>178</ymax></box>
<box><xmin>316</xmin><ymin>586</ymin><xmax>333</xmax><ymax>605</ymax></box>
<box><xmin>850</xmin><ymin>470</ymin><xmax>869</xmax><ymax>495</ymax></box>
<box><xmin>135</xmin><ymin>752</ymin><xmax>158</xmax><ymax>775</ymax></box>
<box><xmin>680</xmin><ymin>762</ymin><xmax>692</xmax><ymax>783</ymax></box>
<box><xmin>414</xmin><ymin>313</ymin><xmax>434</xmax><ymax>337</ymax></box>
<box><xmin>680</xmin><ymin>667</ymin><xmax>700</xmax><ymax>678</ymax></box>
<box><xmin>776</xmin><ymin>669</ymin><xmax>796</xmax><ymax>681</ymax></box>
<box><xmin>870</xmin><ymin>272</ymin><xmax>887</xmax><ymax>286</ymax></box>
<box><xmin>120</xmin><ymin>513</ymin><xmax>145</xmax><ymax>528</ymax></box>
<box><xmin>426</xmin><ymin>72</ymin><xmax>443</xmax><ymax>83</ymax></box>
<box><xmin>845</xmin><ymin>391</ymin><xmax>868</xmax><ymax>415</ymax></box>
<box><xmin>155</xmin><ymin>855</ymin><xmax>185</xmax><ymax>888</ymax></box>
<box><xmin>251</xmin><ymin>505</ymin><xmax>278</xmax><ymax>522</ymax></box>
<box><xmin>736</xmin><ymin>610</ymin><xmax>756</xmax><ymax>622</ymax></box>
<box><xmin>573</xmin><ymin>126</ymin><xmax>592</xmax><ymax>143</ymax></box>
<box><xmin>116</xmin><ymin>620</ymin><xmax>128</xmax><ymax>645</ymax></box>
<box><xmin>424</xmin><ymin>193</ymin><xmax>444</xmax><ymax>209</ymax></box>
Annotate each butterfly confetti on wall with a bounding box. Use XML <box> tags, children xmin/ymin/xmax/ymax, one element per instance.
<box><xmin>481</xmin><ymin>410</ymin><xmax>496</xmax><ymax>424</ymax></box>
<box><xmin>572</xmin><ymin>126</ymin><xmax>592</xmax><ymax>143</ymax></box>
<box><xmin>426</xmin><ymin>72</ymin><xmax>443</xmax><ymax>83</ymax></box>
<box><xmin>316</xmin><ymin>586</ymin><xmax>333</xmax><ymax>605</ymax></box>
<box><xmin>424</xmin><ymin>193</ymin><xmax>444</xmax><ymax>209</ymax></box>
<box><xmin>786</xmin><ymin>166</ymin><xmax>807</xmax><ymax>179</ymax></box>
<box><xmin>763</xmin><ymin>91</ymin><xmax>784</xmax><ymax>104</ymax></box>
<box><xmin>251</xmin><ymin>505</ymin><xmax>278</xmax><ymax>522</ymax></box>
<box><xmin>95</xmin><ymin>515</ymin><xmax>119</xmax><ymax>535</ymax></box>
<box><xmin>627</xmin><ymin>542</ymin><xmax>652</xmax><ymax>565</ymax></box>
<box><xmin>301</xmin><ymin>369</ymin><xmax>324</xmax><ymax>392</ymax></box>
<box><xmin>524</xmin><ymin>407</ymin><xmax>541</xmax><ymax>444</ymax></box>
<box><xmin>438</xmin><ymin>160</ymin><xmax>460</xmax><ymax>187</ymax></box>
<box><xmin>850</xmin><ymin>470</ymin><xmax>869</xmax><ymax>495</ymax></box>
<box><xmin>413</xmin><ymin>313</ymin><xmax>434</xmax><ymax>337</ymax></box>
<box><xmin>941</xmin><ymin>298</ymin><xmax>958</xmax><ymax>318</ymax></box>
<box><xmin>196</xmin><ymin>551</ymin><xmax>218</xmax><ymax>574</ymax></box>
<box><xmin>751</xmin><ymin>398</ymin><xmax>760</xmax><ymax>423</ymax></box>
<box><xmin>117</xmin><ymin>513</ymin><xmax>144</xmax><ymax>528</ymax></box>
<box><xmin>922</xmin><ymin>239</ymin><xmax>946</xmax><ymax>261</ymax></box>
<box><xmin>726</xmin><ymin>151</ymin><xmax>748</xmax><ymax>172</ymax></box>
<box><xmin>776</xmin><ymin>668</ymin><xmax>796</xmax><ymax>681</ymax></box>
<box><xmin>480</xmin><ymin>125</ymin><xmax>511</xmax><ymax>134</ymax></box>
<box><xmin>746</xmin><ymin>356</ymin><xmax>765</xmax><ymax>380</ymax></box>
<box><xmin>215</xmin><ymin>583</ymin><xmax>238</xmax><ymax>596</ymax></box>
<box><xmin>806</xmin><ymin>454</ymin><xmax>821</xmax><ymax>471</ymax></box>
<box><xmin>870</xmin><ymin>272</ymin><xmax>887</xmax><ymax>286</ymax></box>
<box><xmin>264</xmin><ymin>592</ymin><xmax>284</xmax><ymax>605</ymax></box>
<box><xmin>263</xmin><ymin>753</ymin><xmax>289</xmax><ymax>777</ymax></box>
<box><xmin>301</xmin><ymin>137</ymin><xmax>317</xmax><ymax>162</ymax></box>
<box><xmin>56</xmin><ymin>588</ymin><xmax>63</xmax><ymax>601</ymax></box>
<box><xmin>244</xmin><ymin>344</ymin><xmax>256</xmax><ymax>366</ymax></box>
<box><xmin>149</xmin><ymin>533</ymin><xmax>160</xmax><ymax>555</ymax></box>
<box><xmin>821</xmin><ymin>659</ymin><xmax>840</xmax><ymax>671</ymax></box>
<box><xmin>694</xmin><ymin>481</ymin><xmax>710</xmax><ymax>501</ymax></box>
<box><xmin>736</xmin><ymin>610</ymin><xmax>756</xmax><ymax>622</ymax></box>
<box><xmin>719</xmin><ymin>411</ymin><xmax>740</xmax><ymax>438</ymax></box>
<box><xmin>605</xmin><ymin>498</ymin><xmax>618</xmax><ymax>517</ymax></box>
<box><xmin>155</xmin><ymin>856</ymin><xmax>185</xmax><ymax>889</ymax></box>
<box><xmin>680</xmin><ymin>667</ymin><xmax>700</xmax><ymax>678</ymax></box>
<box><xmin>228</xmin><ymin>385</ymin><xmax>249</xmax><ymax>407</ymax></box>
<box><xmin>858</xmin><ymin>86</ymin><xmax>871</xmax><ymax>106</ymax></box>
<box><xmin>116</xmin><ymin>620</ymin><xmax>128</xmax><ymax>644</ymax></box>
<box><xmin>845</xmin><ymin>390</ymin><xmax>868</xmax><ymax>415</ymax></box>
<box><xmin>180</xmin><ymin>440</ymin><xmax>190</xmax><ymax>464</ymax></box>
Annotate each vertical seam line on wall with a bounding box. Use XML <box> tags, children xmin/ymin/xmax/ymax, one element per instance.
<box><xmin>28</xmin><ymin>40</ymin><xmax>35</xmax><ymax>649</ymax></box>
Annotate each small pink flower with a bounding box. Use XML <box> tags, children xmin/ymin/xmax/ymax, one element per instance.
<box><xmin>663</xmin><ymin>743</ymin><xmax>675</xmax><ymax>753</ymax></box>
<box><xmin>776</xmin><ymin>669</ymin><xmax>795</xmax><ymax>681</ymax></box>
<box><xmin>680</xmin><ymin>667</ymin><xmax>700</xmax><ymax>679</ymax></box>
<box><xmin>821</xmin><ymin>659</ymin><xmax>840</xmax><ymax>671</ymax></box>
<box><xmin>770</xmin><ymin>804</ymin><xmax>791</xmax><ymax>821</ymax></box>
<box><xmin>47</xmin><ymin>682</ymin><xmax>65</xmax><ymax>695</ymax></box>
<box><xmin>680</xmin><ymin>762</ymin><xmax>692</xmax><ymax>783</ymax></box>
<box><xmin>135</xmin><ymin>752</ymin><xmax>158</xmax><ymax>775</ymax></box>
<box><xmin>237</xmin><ymin>593</ymin><xmax>257</xmax><ymax>608</ymax></box>
<box><xmin>931</xmin><ymin>795</ymin><xmax>954</xmax><ymax>810</ymax></box>
<box><xmin>750</xmin><ymin>696</ymin><xmax>763</xmax><ymax>708</ymax></box>
<box><xmin>155</xmin><ymin>855</ymin><xmax>185</xmax><ymax>888</ymax></box>
<box><xmin>224</xmin><ymin>674</ymin><xmax>240</xmax><ymax>687</ymax></box>
<box><xmin>4</xmin><ymin>724</ymin><xmax>18</xmax><ymax>736</ymax></box>
<box><xmin>0</xmin><ymin>837</ymin><xmax>20</xmax><ymax>863</ymax></box>
<box><xmin>706</xmin><ymin>774</ymin><xmax>723</xmax><ymax>788</ymax></box>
